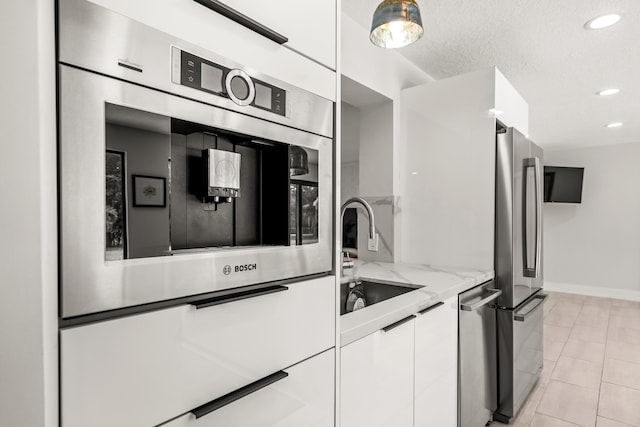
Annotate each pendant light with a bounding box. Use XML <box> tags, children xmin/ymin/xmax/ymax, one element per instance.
<box><xmin>370</xmin><ymin>0</ymin><xmax>424</xmax><ymax>48</ymax></box>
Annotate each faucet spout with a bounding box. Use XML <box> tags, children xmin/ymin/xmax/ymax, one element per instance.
<box><xmin>340</xmin><ymin>197</ymin><xmax>376</xmax><ymax>239</ymax></box>
<box><xmin>340</xmin><ymin>197</ymin><xmax>377</xmax><ymax>276</ymax></box>
<box><xmin>340</xmin><ymin>197</ymin><xmax>376</xmax><ymax>240</ymax></box>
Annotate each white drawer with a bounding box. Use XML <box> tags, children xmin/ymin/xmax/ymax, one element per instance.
<box><xmin>163</xmin><ymin>349</ymin><xmax>335</xmax><ymax>427</ymax></box>
<box><xmin>61</xmin><ymin>276</ymin><xmax>335</xmax><ymax>427</ymax></box>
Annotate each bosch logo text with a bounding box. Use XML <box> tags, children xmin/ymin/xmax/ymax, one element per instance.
<box><xmin>223</xmin><ymin>264</ymin><xmax>257</xmax><ymax>274</ymax></box>
<box><xmin>235</xmin><ymin>264</ymin><xmax>257</xmax><ymax>272</ymax></box>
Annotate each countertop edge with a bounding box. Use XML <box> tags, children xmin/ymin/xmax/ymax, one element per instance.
<box><xmin>339</xmin><ymin>264</ymin><xmax>494</xmax><ymax>347</ymax></box>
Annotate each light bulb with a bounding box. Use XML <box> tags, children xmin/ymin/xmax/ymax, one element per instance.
<box><xmin>585</xmin><ymin>14</ymin><xmax>621</xmax><ymax>30</ymax></box>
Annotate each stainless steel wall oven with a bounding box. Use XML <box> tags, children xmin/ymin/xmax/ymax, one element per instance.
<box><xmin>58</xmin><ymin>0</ymin><xmax>334</xmax><ymax>318</ymax></box>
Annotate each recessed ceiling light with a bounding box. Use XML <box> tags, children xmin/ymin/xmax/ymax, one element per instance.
<box><xmin>606</xmin><ymin>122</ymin><xmax>623</xmax><ymax>128</ymax></box>
<box><xmin>488</xmin><ymin>108</ymin><xmax>504</xmax><ymax>116</ymax></box>
<box><xmin>585</xmin><ymin>14</ymin><xmax>621</xmax><ymax>30</ymax></box>
<box><xmin>597</xmin><ymin>88</ymin><xmax>620</xmax><ymax>96</ymax></box>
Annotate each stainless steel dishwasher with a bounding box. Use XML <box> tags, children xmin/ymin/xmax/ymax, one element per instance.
<box><xmin>459</xmin><ymin>280</ymin><xmax>502</xmax><ymax>427</ymax></box>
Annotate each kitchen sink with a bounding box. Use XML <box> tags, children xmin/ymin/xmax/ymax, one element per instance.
<box><xmin>340</xmin><ymin>280</ymin><xmax>422</xmax><ymax>315</ymax></box>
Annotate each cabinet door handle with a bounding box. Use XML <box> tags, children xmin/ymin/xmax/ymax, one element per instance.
<box><xmin>383</xmin><ymin>315</ymin><xmax>415</xmax><ymax>332</ymax></box>
<box><xmin>190</xmin><ymin>285</ymin><xmax>288</xmax><ymax>309</ymax></box>
<box><xmin>192</xmin><ymin>0</ymin><xmax>289</xmax><ymax>45</ymax></box>
<box><xmin>191</xmin><ymin>370</ymin><xmax>289</xmax><ymax>419</ymax></box>
<box><xmin>417</xmin><ymin>301</ymin><xmax>444</xmax><ymax>315</ymax></box>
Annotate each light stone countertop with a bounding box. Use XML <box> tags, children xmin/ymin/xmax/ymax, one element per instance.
<box><xmin>340</xmin><ymin>260</ymin><xmax>495</xmax><ymax>346</ymax></box>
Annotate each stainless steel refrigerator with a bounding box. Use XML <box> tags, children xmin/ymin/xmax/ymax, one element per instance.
<box><xmin>493</xmin><ymin>126</ymin><xmax>547</xmax><ymax>423</ymax></box>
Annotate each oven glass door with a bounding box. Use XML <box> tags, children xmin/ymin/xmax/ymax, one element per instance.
<box><xmin>60</xmin><ymin>65</ymin><xmax>332</xmax><ymax>318</ymax></box>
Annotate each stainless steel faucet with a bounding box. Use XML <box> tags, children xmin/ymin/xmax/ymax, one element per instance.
<box><xmin>340</xmin><ymin>197</ymin><xmax>378</xmax><ymax>273</ymax></box>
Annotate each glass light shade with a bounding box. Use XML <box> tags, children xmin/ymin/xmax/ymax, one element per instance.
<box><xmin>370</xmin><ymin>0</ymin><xmax>424</xmax><ymax>48</ymax></box>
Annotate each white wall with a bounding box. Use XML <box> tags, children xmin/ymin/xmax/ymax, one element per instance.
<box><xmin>341</xmin><ymin>14</ymin><xmax>433</xmax><ymax>102</ymax></box>
<box><xmin>0</xmin><ymin>1</ymin><xmax>58</xmax><ymax>426</ymax></box>
<box><xmin>544</xmin><ymin>143</ymin><xmax>640</xmax><ymax>300</ymax></box>
<box><xmin>341</xmin><ymin>14</ymin><xmax>434</xmax><ymax>263</ymax></box>
<box><xmin>340</xmin><ymin>102</ymin><xmax>360</xmax><ymax>203</ymax></box>
<box><xmin>359</xmin><ymin>102</ymin><xmax>394</xmax><ymax>196</ymax></box>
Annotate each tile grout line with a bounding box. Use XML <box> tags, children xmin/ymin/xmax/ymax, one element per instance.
<box><xmin>596</xmin><ymin>300</ymin><xmax>612</xmax><ymax>425</ymax></box>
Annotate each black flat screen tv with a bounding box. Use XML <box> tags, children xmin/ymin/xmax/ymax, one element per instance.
<box><xmin>544</xmin><ymin>166</ymin><xmax>584</xmax><ymax>203</ymax></box>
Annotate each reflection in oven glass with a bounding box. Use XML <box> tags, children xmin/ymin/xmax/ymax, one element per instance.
<box><xmin>105</xmin><ymin>150</ymin><xmax>126</xmax><ymax>260</ymax></box>
<box><xmin>301</xmin><ymin>185</ymin><xmax>318</xmax><ymax>244</ymax></box>
<box><xmin>289</xmin><ymin>180</ymin><xmax>318</xmax><ymax>245</ymax></box>
<box><xmin>104</xmin><ymin>103</ymin><xmax>319</xmax><ymax>260</ymax></box>
<box><xmin>289</xmin><ymin>184</ymin><xmax>298</xmax><ymax>245</ymax></box>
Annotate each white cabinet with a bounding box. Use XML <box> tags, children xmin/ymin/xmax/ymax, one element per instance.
<box><xmin>414</xmin><ymin>296</ymin><xmax>458</xmax><ymax>427</ymax></box>
<box><xmin>220</xmin><ymin>0</ymin><xmax>336</xmax><ymax>70</ymax></box>
<box><xmin>60</xmin><ymin>276</ymin><xmax>334</xmax><ymax>427</ymax></box>
<box><xmin>341</xmin><ymin>316</ymin><xmax>415</xmax><ymax>427</ymax></box>
<box><xmin>399</xmin><ymin>67</ymin><xmax>528</xmax><ymax>270</ymax></box>
<box><xmin>341</xmin><ymin>296</ymin><xmax>459</xmax><ymax>427</ymax></box>
<box><xmin>164</xmin><ymin>349</ymin><xmax>335</xmax><ymax>427</ymax></box>
<box><xmin>85</xmin><ymin>0</ymin><xmax>336</xmax><ymax>100</ymax></box>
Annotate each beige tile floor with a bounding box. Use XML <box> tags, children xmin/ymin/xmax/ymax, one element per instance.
<box><xmin>490</xmin><ymin>291</ymin><xmax>640</xmax><ymax>427</ymax></box>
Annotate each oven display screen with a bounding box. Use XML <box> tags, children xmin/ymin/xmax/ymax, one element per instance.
<box><xmin>254</xmin><ymin>83</ymin><xmax>272</xmax><ymax>110</ymax></box>
<box><xmin>201</xmin><ymin>63</ymin><xmax>223</xmax><ymax>94</ymax></box>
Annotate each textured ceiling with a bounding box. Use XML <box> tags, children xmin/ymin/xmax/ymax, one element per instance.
<box><xmin>343</xmin><ymin>0</ymin><xmax>640</xmax><ymax>150</ymax></box>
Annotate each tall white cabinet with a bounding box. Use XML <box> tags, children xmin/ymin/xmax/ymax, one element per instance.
<box><xmin>57</xmin><ymin>1</ymin><xmax>338</xmax><ymax>426</ymax></box>
<box><xmin>398</xmin><ymin>67</ymin><xmax>529</xmax><ymax>270</ymax></box>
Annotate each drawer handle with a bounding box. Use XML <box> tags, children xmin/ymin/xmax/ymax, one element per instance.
<box><xmin>192</xmin><ymin>0</ymin><xmax>289</xmax><ymax>45</ymax></box>
<box><xmin>190</xmin><ymin>285</ymin><xmax>288</xmax><ymax>309</ymax></box>
<box><xmin>514</xmin><ymin>293</ymin><xmax>547</xmax><ymax>322</ymax></box>
<box><xmin>191</xmin><ymin>370</ymin><xmax>289</xmax><ymax>419</ymax></box>
<box><xmin>383</xmin><ymin>315</ymin><xmax>415</xmax><ymax>332</ymax></box>
<box><xmin>417</xmin><ymin>301</ymin><xmax>444</xmax><ymax>315</ymax></box>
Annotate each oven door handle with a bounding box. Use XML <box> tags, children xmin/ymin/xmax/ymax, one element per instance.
<box><xmin>192</xmin><ymin>0</ymin><xmax>289</xmax><ymax>45</ymax></box>
<box><xmin>190</xmin><ymin>285</ymin><xmax>288</xmax><ymax>309</ymax></box>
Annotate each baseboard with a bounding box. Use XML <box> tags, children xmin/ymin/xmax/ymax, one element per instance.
<box><xmin>544</xmin><ymin>281</ymin><xmax>640</xmax><ymax>302</ymax></box>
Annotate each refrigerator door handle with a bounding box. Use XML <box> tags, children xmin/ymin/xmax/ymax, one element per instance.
<box><xmin>460</xmin><ymin>288</ymin><xmax>502</xmax><ymax>311</ymax></box>
<box><xmin>534</xmin><ymin>157</ymin><xmax>543</xmax><ymax>279</ymax></box>
<box><xmin>514</xmin><ymin>293</ymin><xmax>547</xmax><ymax>321</ymax></box>
<box><xmin>523</xmin><ymin>157</ymin><xmax>541</xmax><ymax>278</ymax></box>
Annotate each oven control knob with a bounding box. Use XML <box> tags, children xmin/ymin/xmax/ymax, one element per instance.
<box><xmin>225</xmin><ymin>69</ymin><xmax>255</xmax><ymax>106</ymax></box>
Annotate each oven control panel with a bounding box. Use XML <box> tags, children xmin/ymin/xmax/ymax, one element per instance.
<box><xmin>171</xmin><ymin>47</ymin><xmax>286</xmax><ymax>116</ymax></box>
